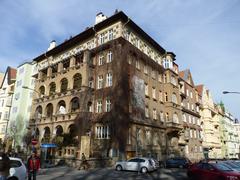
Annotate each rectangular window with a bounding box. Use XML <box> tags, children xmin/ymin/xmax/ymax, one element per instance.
<box><xmin>145</xmin><ymin>84</ymin><xmax>148</xmax><ymax>96</ymax></box>
<box><xmin>136</xmin><ymin>60</ymin><xmax>140</xmax><ymax>70</ymax></box>
<box><xmin>159</xmin><ymin>91</ymin><xmax>163</xmax><ymax>102</ymax></box>
<box><xmin>146</xmin><ymin>130</ymin><xmax>151</xmax><ymax>145</ymax></box>
<box><xmin>108</xmin><ymin>29</ymin><xmax>113</xmax><ymax>40</ymax></box>
<box><xmin>106</xmin><ymin>99</ymin><xmax>111</xmax><ymax>112</ymax></box>
<box><xmin>16</xmin><ymin>80</ymin><xmax>22</xmax><ymax>87</ymax></box>
<box><xmin>97</xmin><ymin>75</ymin><xmax>103</xmax><ymax>89</ymax></box>
<box><xmin>96</xmin><ymin>125</ymin><xmax>110</xmax><ymax>139</ymax></box>
<box><xmin>136</xmin><ymin>38</ymin><xmax>140</xmax><ymax>48</ymax></box>
<box><xmin>106</xmin><ymin>73</ymin><xmax>112</xmax><ymax>87</ymax></box>
<box><xmin>144</xmin><ymin>65</ymin><xmax>148</xmax><ymax>74</ymax></box>
<box><xmin>160</xmin><ymin>112</ymin><xmax>164</xmax><ymax>122</ymax></box>
<box><xmin>100</xmin><ymin>33</ymin><xmax>105</xmax><ymax>44</ymax></box>
<box><xmin>107</xmin><ymin>51</ymin><xmax>112</xmax><ymax>63</ymax></box>
<box><xmin>1</xmin><ymin>125</ymin><xmax>6</xmax><ymax>133</ymax></box>
<box><xmin>145</xmin><ymin>107</ymin><xmax>149</xmax><ymax>118</ymax></box>
<box><xmin>153</xmin><ymin>109</ymin><xmax>157</xmax><ymax>120</ymax></box>
<box><xmin>152</xmin><ymin>87</ymin><xmax>156</xmax><ymax>99</ymax></box>
<box><xmin>97</xmin><ymin>100</ymin><xmax>102</xmax><ymax>113</ymax></box>
<box><xmin>98</xmin><ymin>55</ymin><xmax>104</xmax><ymax>65</ymax></box>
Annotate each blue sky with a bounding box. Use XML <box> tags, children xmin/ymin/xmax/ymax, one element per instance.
<box><xmin>0</xmin><ymin>0</ymin><xmax>240</xmax><ymax>118</ymax></box>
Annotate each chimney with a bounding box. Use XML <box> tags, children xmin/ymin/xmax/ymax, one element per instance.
<box><xmin>95</xmin><ymin>12</ymin><xmax>107</xmax><ymax>25</ymax></box>
<box><xmin>47</xmin><ymin>40</ymin><xmax>56</xmax><ymax>51</ymax></box>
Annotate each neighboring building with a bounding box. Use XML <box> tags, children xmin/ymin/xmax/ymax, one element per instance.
<box><xmin>179</xmin><ymin>70</ymin><xmax>203</xmax><ymax>162</ymax></box>
<box><xmin>0</xmin><ymin>67</ymin><xmax>16</xmax><ymax>142</ymax></box>
<box><xmin>233</xmin><ymin>120</ymin><xmax>240</xmax><ymax>159</ymax></box>
<box><xmin>28</xmin><ymin>11</ymin><xmax>194</xmax><ymax>162</ymax></box>
<box><xmin>196</xmin><ymin>85</ymin><xmax>222</xmax><ymax>159</ymax></box>
<box><xmin>0</xmin><ymin>73</ymin><xmax>4</xmax><ymax>85</ymax></box>
<box><xmin>8</xmin><ymin>62</ymin><xmax>37</xmax><ymax>149</ymax></box>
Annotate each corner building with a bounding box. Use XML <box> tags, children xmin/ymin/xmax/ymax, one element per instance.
<box><xmin>30</xmin><ymin>11</ymin><xmax>199</xmax><ymax>162</ymax></box>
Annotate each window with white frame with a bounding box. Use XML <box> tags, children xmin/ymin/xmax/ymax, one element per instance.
<box><xmin>97</xmin><ymin>100</ymin><xmax>102</xmax><ymax>113</ymax></box>
<box><xmin>186</xmin><ymin>89</ymin><xmax>189</xmax><ymax>96</ymax></box>
<box><xmin>190</xmin><ymin>91</ymin><xmax>193</xmax><ymax>98</ymax></box>
<box><xmin>145</xmin><ymin>106</ymin><xmax>149</xmax><ymax>118</ymax></box>
<box><xmin>136</xmin><ymin>60</ymin><xmax>140</xmax><ymax>69</ymax></box>
<box><xmin>163</xmin><ymin>58</ymin><xmax>172</xmax><ymax>69</ymax></box>
<box><xmin>199</xmin><ymin>146</ymin><xmax>203</xmax><ymax>152</ymax></box>
<box><xmin>106</xmin><ymin>98</ymin><xmax>111</xmax><ymax>112</ymax></box>
<box><xmin>172</xmin><ymin>93</ymin><xmax>178</xmax><ymax>104</ymax></box>
<box><xmin>107</xmin><ymin>51</ymin><xmax>112</xmax><ymax>63</ymax></box>
<box><xmin>136</xmin><ymin>38</ymin><xmax>140</xmax><ymax>48</ymax></box>
<box><xmin>152</xmin><ymin>87</ymin><xmax>156</xmax><ymax>99</ymax></box>
<box><xmin>98</xmin><ymin>55</ymin><xmax>104</xmax><ymax>65</ymax></box>
<box><xmin>194</xmin><ymin>130</ymin><xmax>197</xmax><ymax>138</ymax></box>
<box><xmin>159</xmin><ymin>91</ymin><xmax>163</xmax><ymax>102</ymax></box>
<box><xmin>1</xmin><ymin>125</ymin><xmax>6</xmax><ymax>133</ymax></box>
<box><xmin>192</xmin><ymin>104</ymin><xmax>195</xmax><ymax>111</ymax></box>
<box><xmin>196</xmin><ymin>105</ymin><xmax>199</xmax><ymax>112</ymax></box>
<box><xmin>153</xmin><ymin>109</ymin><xmax>157</xmax><ymax>120</ymax></box>
<box><xmin>183</xmin><ymin>113</ymin><xmax>186</xmax><ymax>122</ymax></box>
<box><xmin>190</xmin><ymin>129</ymin><xmax>193</xmax><ymax>138</ymax></box>
<box><xmin>145</xmin><ymin>83</ymin><xmax>148</xmax><ymax>96</ymax></box>
<box><xmin>96</xmin><ymin>125</ymin><xmax>110</xmax><ymax>139</ymax></box>
<box><xmin>144</xmin><ymin>65</ymin><xmax>148</xmax><ymax>74</ymax></box>
<box><xmin>99</xmin><ymin>33</ymin><xmax>105</xmax><ymax>44</ymax></box>
<box><xmin>160</xmin><ymin>111</ymin><xmax>164</xmax><ymax>122</ymax></box>
<box><xmin>106</xmin><ymin>73</ymin><xmax>112</xmax><ymax>87</ymax></box>
<box><xmin>108</xmin><ymin>29</ymin><xmax>113</xmax><ymax>40</ymax></box>
<box><xmin>173</xmin><ymin>113</ymin><xmax>179</xmax><ymax>123</ymax></box>
<box><xmin>97</xmin><ymin>75</ymin><xmax>103</xmax><ymax>89</ymax></box>
<box><xmin>187</xmin><ymin>103</ymin><xmax>190</xmax><ymax>109</ymax></box>
<box><xmin>185</xmin><ymin>145</ymin><xmax>189</xmax><ymax>154</ymax></box>
<box><xmin>189</xmin><ymin>115</ymin><xmax>192</xmax><ymax>124</ymax></box>
<box><xmin>192</xmin><ymin>117</ymin><xmax>195</xmax><ymax>124</ymax></box>
<box><xmin>146</xmin><ymin>130</ymin><xmax>151</xmax><ymax>145</ymax></box>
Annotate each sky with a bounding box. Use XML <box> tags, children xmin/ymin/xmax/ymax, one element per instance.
<box><xmin>0</xmin><ymin>0</ymin><xmax>240</xmax><ymax>118</ymax></box>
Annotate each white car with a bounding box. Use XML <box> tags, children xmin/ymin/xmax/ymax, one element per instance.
<box><xmin>115</xmin><ymin>157</ymin><xmax>155</xmax><ymax>173</ymax></box>
<box><xmin>0</xmin><ymin>157</ymin><xmax>27</xmax><ymax>180</ymax></box>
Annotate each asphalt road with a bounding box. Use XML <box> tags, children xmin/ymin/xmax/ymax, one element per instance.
<box><xmin>37</xmin><ymin>166</ymin><xmax>188</xmax><ymax>180</ymax></box>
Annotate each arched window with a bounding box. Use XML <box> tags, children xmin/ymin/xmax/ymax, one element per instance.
<box><xmin>87</xmin><ymin>101</ymin><xmax>93</xmax><ymax>112</ymax></box>
<box><xmin>46</xmin><ymin>103</ymin><xmax>53</xmax><ymax>117</ymax></box>
<box><xmin>71</xmin><ymin>97</ymin><xmax>80</xmax><ymax>112</ymax></box>
<box><xmin>43</xmin><ymin>127</ymin><xmax>51</xmax><ymax>138</ymax></box>
<box><xmin>68</xmin><ymin>124</ymin><xmax>77</xmax><ymax>137</ymax></box>
<box><xmin>39</xmin><ymin>86</ymin><xmax>45</xmax><ymax>95</ymax></box>
<box><xmin>172</xmin><ymin>93</ymin><xmax>178</xmax><ymax>104</ymax></box>
<box><xmin>73</xmin><ymin>73</ymin><xmax>82</xmax><ymax>89</ymax></box>
<box><xmin>35</xmin><ymin>128</ymin><xmax>40</xmax><ymax>139</ymax></box>
<box><xmin>35</xmin><ymin>106</ymin><xmax>42</xmax><ymax>119</ymax></box>
<box><xmin>57</xmin><ymin>100</ymin><xmax>66</xmax><ymax>114</ymax></box>
<box><xmin>173</xmin><ymin>113</ymin><xmax>179</xmax><ymax>123</ymax></box>
<box><xmin>55</xmin><ymin>125</ymin><xmax>63</xmax><ymax>136</ymax></box>
<box><xmin>49</xmin><ymin>82</ymin><xmax>56</xmax><ymax>95</ymax></box>
<box><xmin>60</xmin><ymin>78</ymin><xmax>68</xmax><ymax>93</ymax></box>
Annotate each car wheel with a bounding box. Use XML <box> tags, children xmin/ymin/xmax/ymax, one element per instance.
<box><xmin>116</xmin><ymin>165</ymin><xmax>122</xmax><ymax>171</ymax></box>
<box><xmin>141</xmin><ymin>167</ymin><xmax>148</xmax><ymax>173</ymax></box>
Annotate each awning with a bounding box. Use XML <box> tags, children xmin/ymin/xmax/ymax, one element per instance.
<box><xmin>40</xmin><ymin>143</ymin><xmax>57</xmax><ymax>148</ymax></box>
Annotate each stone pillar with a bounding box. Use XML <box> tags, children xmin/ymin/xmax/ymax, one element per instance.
<box><xmin>70</xmin><ymin>56</ymin><xmax>76</xmax><ymax>68</ymax></box>
<box><xmin>47</xmin><ymin>67</ymin><xmax>52</xmax><ymax>77</ymax></box>
<box><xmin>58</xmin><ymin>62</ymin><xmax>63</xmax><ymax>72</ymax></box>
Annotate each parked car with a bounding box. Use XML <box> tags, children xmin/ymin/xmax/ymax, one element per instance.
<box><xmin>220</xmin><ymin>161</ymin><xmax>240</xmax><ymax>172</ymax></box>
<box><xmin>165</xmin><ymin>157</ymin><xmax>191</xmax><ymax>168</ymax></box>
<box><xmin>187</xmin><ymin>162</ymin><xmax>240</xmax><ymax>180</ymax></box>
<box><xmin>115</xmin><ymin>157</ymin><xmax>155</xmax><ymax>173</ymax></box>
<box><xmin>0</xmin><ymin>157</ymin><xmax>27</xmax><ymax>180</ymax></box>
<box><xmin>150</xmin><ymin>158</ymin><xmax>159</xmax><ymax>169</ymax></box>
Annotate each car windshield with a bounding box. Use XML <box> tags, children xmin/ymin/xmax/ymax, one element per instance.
<box><xmin>224</xmin><ymin>162</ymin><xmax>239</xmax><ymax>168</ymax></box>
<box><xmin>213</xmin><ymin>163</ymin><xmax>233</xmax><ymax>171</ymax></box>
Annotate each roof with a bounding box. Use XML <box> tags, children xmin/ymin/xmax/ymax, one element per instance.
<box><xmin>179</xmin><ymin>69</ymin><xmax>194</xmax><ymax>86</ymax></box>
<box><xmin>33</xmin><ymin>11</ymin><xmax>166</xmax><ymax>63</ymax></box>
<box><xmin>195</xmin><ymin>84</ymin><xmax>204</xmax><ymax>96</ymax></box>
<box><xmin>0</xmin><ymin>66</ymin><xmax>17</xmax><ymax>88</ymax></box>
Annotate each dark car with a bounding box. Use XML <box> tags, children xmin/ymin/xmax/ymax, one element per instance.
<box><xmin>188</xmin><ymin>162</ymin><xmax>240</xmax><ymax>180</ymax></box>
<box><xmin>165</xmin><ymin>157</ymin><xmax>191</xmax><ymax>168</ymax></box>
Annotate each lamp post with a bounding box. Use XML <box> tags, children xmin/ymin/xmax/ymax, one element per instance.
<box><xmin>223</xmin><ymin>91</ymin><xmax>240</xmax><ymax>94</ymax></box>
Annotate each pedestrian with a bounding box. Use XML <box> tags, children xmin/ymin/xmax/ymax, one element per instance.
<box><xmin>27</xmin><ymin>151</ymin><xmax>40</xmax><ymax>180</ymax></box>
<box><xmin>79</xmin><ymin>153</ymin><xmax>89</xmax><ymax>170</ymax></box>
<box><xmin>0</xmin><ymin>152</ymin><xmax>10</xmax><ymax>180</ymax></box>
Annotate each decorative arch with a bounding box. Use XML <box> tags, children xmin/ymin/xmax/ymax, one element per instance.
<box><xmin>68</xmin><ymin>124</ymin><xmax>77</xmax><ymax>137</ymax></box>
<box><xmin>60</xmin><ymin>78</ymin><xmax>68</xmax><ymax>93</ymax></box>
<box><xmin>70</xmin><ymin>97</ymin><xmax>80</xmax><ymax>112</ymax></box>
<box><xmin>55</xmin><ymin>125</ymin><xmax>64</xmax><ymax>136</ymax></box>
<box><xmin>39</xmin><ymin>86</ymin><xmax>45</xmax><ymax>95</ymax></box>
<box><xmin>49</xmin><ymin>82</ymin><xmax>56</xmax><ymax>95</ymax></box>
<box><xmin>45</xmin><ymin>103</ymin><xmax>53</xmax><ymax>117</ymax></box>
<box><xmin>57</xmin><ymin>100</ymin><xmax>66</xmax><ymax>114</ymax></box>
<box><xmin>73</xmin><ymin>73</ymin><xmax>82</xmax><ymax>89</ymax></box>
<box><xmin>35</xmin><ymin>106</ymin><xmax>42</xmax><ymax>119</ymax></box>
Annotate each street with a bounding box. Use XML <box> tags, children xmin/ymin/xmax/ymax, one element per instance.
<box><xmin>37</xmin><ymin>166</ymin><xmax>188</xmax><ymax>180</ymax></box>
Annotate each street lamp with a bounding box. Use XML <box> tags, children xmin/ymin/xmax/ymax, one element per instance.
<box><xmin>223</xmin><ymin>91</ymin><xmax>240</xmax><ymax>94</ymax></box>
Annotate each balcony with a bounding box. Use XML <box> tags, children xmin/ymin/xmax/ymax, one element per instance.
<box><xmin>166</xmin><ymin>121</ymin><xmax>183</xmax><ymax>134</ymax></box>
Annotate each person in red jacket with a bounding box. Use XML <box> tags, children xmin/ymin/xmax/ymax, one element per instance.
<box><xmin>27</xmin><ymin>151</ymin><xmax>40</xmax><ymax>180</ymax></box>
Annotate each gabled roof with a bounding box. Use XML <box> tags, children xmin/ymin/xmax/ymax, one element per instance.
<box><xmin>195</xmin><ymin>84</ymin><xmax>204</xmax><ymax>96</ymax></box>
<box><xmin>0</xmin><ymin>66</ymin><xmax>17</xmax><ymax>88</ymax></box>
<box><xmin>33</xmin><ymin>11</ymin><xmax>166</xmax><ymax>63</ymax></box>
<box><xmin>179</xmin><ymin>69</ymin><xmax>194</xmax><ymax>86</ymax></box>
